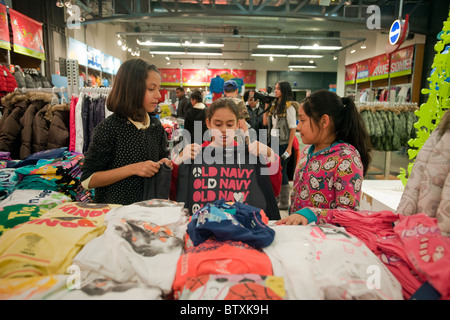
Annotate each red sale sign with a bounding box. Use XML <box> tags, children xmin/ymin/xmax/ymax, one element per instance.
<box><xmin>390</xmin><ymin>45</ymin><xmax>414</xmax><ymax>78</ymax></box>
<box><xmin>345</xmin><ymin>64</ymin><xmax>356</xmax><ymax>85</ymax></box>
<box><xmin>9</xmin><ymin>8</ymin><xmax>45</xmax><ymax>60</ymax></box>
<box><xmin>369</xmin><ymin>54</ymin><xmax>390</xmax><ymax>81</ymax></box>
<box><xmin>0</xmin><ymin>4</ymin><xmax>10</xmax><ymax>50</ymax></box>
<box><xmin>159</xmin><ymin>68</ymin><xmax>257</xmax><ymax>87</ymax></box>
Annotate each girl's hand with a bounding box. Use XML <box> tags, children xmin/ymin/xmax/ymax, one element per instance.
<box><xmin>173</xmin><ymin>143</ymin><xmax>201</xmax><ymax>165</ymax></box>
<box><xmin>159</xmin><ymin>158</ymin><xmax>173</xmax><ymax>169</ymax></box>
<box><xmin>131</xmin><ymin>161</ymin><xmax>161</xmax><ymax>178</ymax></box>
<box><xmin>248</xmin><ymin>141</ymin><xmax>275</xmax><ymax>163</ymax></box>
<box><xmin>276</xmin><ymin>214</ymin><xmax>309</xmax><ymax>226</ymax></box>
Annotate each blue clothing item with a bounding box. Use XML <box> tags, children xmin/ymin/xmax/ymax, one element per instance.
<box><xmin>187</xmin><ymin>199</ymin><xmax>275</xmax><ymax>248</ymax></box>
<box><xmin>210</xmin><ymin>76</ymin><xmax>225</xmax><ymax>94</ymax></box>
<box><xmin>8</xmin><ymin>148</ymin><xmax>69</xmax><ymax>169</ymax></box>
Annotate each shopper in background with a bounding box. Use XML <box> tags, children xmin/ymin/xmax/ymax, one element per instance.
<box><xmin>175</xmin><ymin>86</ymin><xmax>191</xmax><ymax>118</ymax></box>
<box><xmin>81</xmin><ymin>58</ymin><xmax>172</xmax><ymax>205</ymax></box>
<box><xmin>264</xmin><ymin>80</ymin><xmax>297</xmax><ymax>210</ymax></box>
<box><xmin>277</xmin><ymin>89</ymin><xmax>372</xmax><ymax>226</ymax></box>
<box><xmin>246</xmin><ymin>94</ymin><xmax>264</xmax><ymax>138</ymax></box>
<box><xmin>183</xmin><ymin>89</ymin><xmax>208</xmax><ymax>144</ymax></box>
<box><xmin>223</xmin><ymin>80</ymin><xmax>250</xmax><ymax>143</ymax></box>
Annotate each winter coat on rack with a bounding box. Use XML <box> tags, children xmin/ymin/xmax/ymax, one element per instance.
<box><xmin>0</xmin><ymin>93</ymin><xmax>29</xmax><ymax>159</ymax></box>
<box><xmin>23</xmin><ymin>69</ymin><xmax>52</xmax><ymax>88</ymax></box>
<box><xmin>20</xmin><ymin>92</ymin><xmax>53</xmax><ymax>159</ymax></box>
<box><xmin>0</xmin><ymin>65</ymin><xmax>18</xmax><ymax>97</ymax></box>
<box><xmin>13</xmin><ymin>68</ymin><xmax>36</xmax><ymax>89</ymax></box>
<box><xmin>46</xmin><ymin>103</ymin><xmax>70</xmax><ymax>150</ymax></box>
<box><xmin>32</xmin><ymin>103</ymin><xmax>70</xmax><ymax>155</ymax></box>
<box><xmin>0</xmin><ymin>92</ymin><xmax>22</xmax><ymax>131</ymax></box>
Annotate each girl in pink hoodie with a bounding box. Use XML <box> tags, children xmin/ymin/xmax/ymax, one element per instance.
<box><xmin>278</xmin><ymin>89</ymin><xmax>372</xmax><ymax>225</ymax></box>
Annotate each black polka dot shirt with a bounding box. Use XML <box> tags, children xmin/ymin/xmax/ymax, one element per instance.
<box><xmin>81</xmin><ymin>113</ymin><xmax>169</xmax><ymax>205</ymax></box>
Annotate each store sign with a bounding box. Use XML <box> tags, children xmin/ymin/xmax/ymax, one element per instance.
<box><xmin>9</xmin><ymin>8</ymin><xmax>45</xmax><ymax>60</ymax></box>
<box><xmin>101</xmin><ymin>53</ymin><xmax>115</xmax><ymax>75</ymax></box>
<box><xmin>369</xmin><ymin>54</ymin><xmax>390</xmax><ymax>81</ymax></box>
<box><xmin>159</xmin><ymin>68</ymin><xmax>256</xmax><ymax>87</ymax></box>
<box><xmin>356</xmin><ymin>60</ymin><xmax>370</xmax><ymax>83</ymax></box>
<box><xmin>87</xmin><ymin>46</ymin><xmax>102</xmax><ymax>71</ymax></box>
<box><xmin>68</xmin><ymin>37</ymin><xmax>87</xmax><ymax>67</ymax></box>
<box><xmin>390</xmin><ymin>45</ymin><xmax>414</xmax><ymax>78</ymax></box>
<box><xmin>0</xmin><ymin>4</ymin><xmax>10</xmax><ymax>50</ymax></box>
<box><xmin>389</xmin><ymin>20</ymin><xmax>402</xmax><ymax>45</ymax></box>
<box><xmin>345</xmin><ymin>64</ymin><xmax>357</xmax><ymax>85</ymax></box>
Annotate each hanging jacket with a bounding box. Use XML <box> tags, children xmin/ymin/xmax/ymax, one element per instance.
<box><xmin>0</xmin><ymin>92</ymin><xmax>23</xmax><ymax>132</ymax></box>
<box><xmin>0</xmin><ymin>65</ymin><xmax>18</xmax><ymax>96</ymax></box>
<box><xmin>19</xmin><ymin>92</ymin><xmax>53</xmax><ymax>159</ymax></box>
<box><xmin>46</xmin><ymin>103</ymin><xmax>71</xmax><ymax>151</ymax></box>
<box><xmin>32</xmin><ymin>104</ymin><xmax>50</xmax><ymax>154</ymax></box>
<box><xmin>0</xmin><ymin>93</ymin><xmax>29</xmax><ymax>159</ymax></box>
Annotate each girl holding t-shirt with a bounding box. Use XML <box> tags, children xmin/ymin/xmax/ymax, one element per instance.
<box><xmin>277</xmin><ymin>89</ymin><xmax>372</xmax><ymax>226</ymax></box>
<box><xmin>171</xmin><ymin>97</ymin><xmax>282</xmax><ymax>201</ymax></box>
<box><xmin>81</xmin><ymin>58</ymin><xmax>171</xmax><ymax>205</ymax></box>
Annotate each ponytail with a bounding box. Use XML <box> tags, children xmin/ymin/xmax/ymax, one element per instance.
<box><xmin>302</xmin><ymin>90</ymin><xmax>372</xmax><ymax>176</ymax></box>
<box><xmin>338</xmin><ymin>95</ymin><xmax>372</xmax><ymax>176</ymax></box>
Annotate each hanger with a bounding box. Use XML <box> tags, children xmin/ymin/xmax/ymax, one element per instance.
<box><xmin>60</xmin><ymin>86</ymin><xmax>68</xmax><ymax>104</ymax></box>
<box><xmin>51</xmin><ymin>87</ymin><xmax>59</xmax><ymax>105</ymax></box>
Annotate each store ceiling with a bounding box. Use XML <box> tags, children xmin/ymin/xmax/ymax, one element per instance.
<box><xmin>70</xmin><ymin>0</ymin><xmax>433</xmax><ymax>65</ymax></box>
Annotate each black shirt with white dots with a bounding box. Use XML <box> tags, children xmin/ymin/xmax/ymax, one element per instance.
<box><xmin>81</xmin><ymin>113</ymin><xmax>169</xmax><ymax>205</ymax></box>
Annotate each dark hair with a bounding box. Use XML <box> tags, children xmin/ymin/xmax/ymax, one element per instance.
<box><xmin>302</xmin><ymin>89</ymin><xmax>372</xmax><ymax>176</ymax></box>
<box><xmin>205</xmin><ymin>97</ymin><xmax>240</xmax><ymax>121</ymax></box>
<box><xmin>190</xmin><ymin>89</ymin><xmax>203</xmax><ymax>103</ymax></box>
<box><xmin>106</xmin><ymin>58</ymin><xmax>159</xmax><ymax>122</ymax></box>
<box><xmin>274</xmin><ymin>80</ymin><xmax>293</xmax><ymax>115</ymax></box>
<box><xmin>176</xmin><ymin>86</ymin><xmax>185</xmax><ymax>92</ymax></box>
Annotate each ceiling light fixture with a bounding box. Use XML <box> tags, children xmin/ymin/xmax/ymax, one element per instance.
<box><xmin>56</xmin><ymin>1</ymin><xmax>64</xmax><ymax>8</ymax></box>
<box><xmin>299</xmin><ymin>45</ymin><xmax>342</xmax><ymax>50</ymax></box>
<box><xmin>287</xmin><ymin>54</ymin><xmax>324</xmax><ymax>58</ymax></box>
<box><xmin>288</xmin><ymin>62</ymin><xmax>317</xmax><ymax>69</ymax></box>
<box><xmin>360</xmin><ymin>42</ymin><xmax>366</xmax><ymax>49</ymax></box>
<box><xmin>257</xmin><ymin>44</ymin><xmax>300</xmax><ymax>49</ymax></box>
<box><xmin>269</xmin><ymin>56</ymin><xmax>274</xmax><ymax>61</ymax></box>
<box><xmin>137</xmin><ymin>38</ymin><xmax>223</xmax><ymax>48</ymax></box>
<box><xmin>351</xmin><ymin>48</ymin><xmax>356</xmax><ymax>53</ymax></box>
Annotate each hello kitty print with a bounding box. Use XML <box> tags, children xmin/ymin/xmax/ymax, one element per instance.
<box><xmin>290</xmin><ymin>142</ymin><xmax>364</xmax><ymax>224</ymax></box>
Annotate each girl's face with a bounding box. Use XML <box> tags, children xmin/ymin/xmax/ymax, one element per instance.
<box><xmin>142</xmin><ymin>70</ymin><xmax>162</xmax><ymax>114</ymax></box>
<box><xmin>297</xmin><ymin>103</ymin><xmax>319</xmax><ymax>145</ymax></box>
<box><xmin>206</xmin><ymin>107</ymin><xmax>238</xmax><ymax>147</ymax></box>
<box><xmin>274</xmin><ymin>83</ymin><xmax>282</xmax><ymax>99</ymax></box>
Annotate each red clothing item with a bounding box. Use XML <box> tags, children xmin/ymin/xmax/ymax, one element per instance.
<box><xmin>172</xmin><ymin>239</ymin><xmax>273</xmax><ymax>298</ymax></box>
<box><xmin>170</xmin><ymin>141</ymin><xmax>282</xmax><ymax>200</ymax></box>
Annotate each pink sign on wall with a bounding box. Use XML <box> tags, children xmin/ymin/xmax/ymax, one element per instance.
<box><xmin>9</xmin><ymin>8</ymin><xmax>45</xmax><ymax>60</ymax></box>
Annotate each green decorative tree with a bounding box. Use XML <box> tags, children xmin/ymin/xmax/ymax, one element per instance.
<box><xmin>398</xmin><ymin>9</ymin><xmax>450</xmax><ymax>185</ymax></box>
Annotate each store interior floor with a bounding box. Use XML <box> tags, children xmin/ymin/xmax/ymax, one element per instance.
<box><xmin>280</xmin><ymin>134</ymin><xmax>410</xmax><ymax>219</ymax></box>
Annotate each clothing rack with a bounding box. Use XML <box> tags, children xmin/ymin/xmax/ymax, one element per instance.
<box><xmin>78</xmin><ymin>87</ymin><xmax>112</xmax><ymax>95</ymax></box>
<box><xmin>357</xmin><ymin>101</ymin><xmax>418</xmax><ymax>179</ymax></box>
<box><xmin>14</xmin><ymin>87</ymin><xmax>68</xmax><ymax>104</ymax></box>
